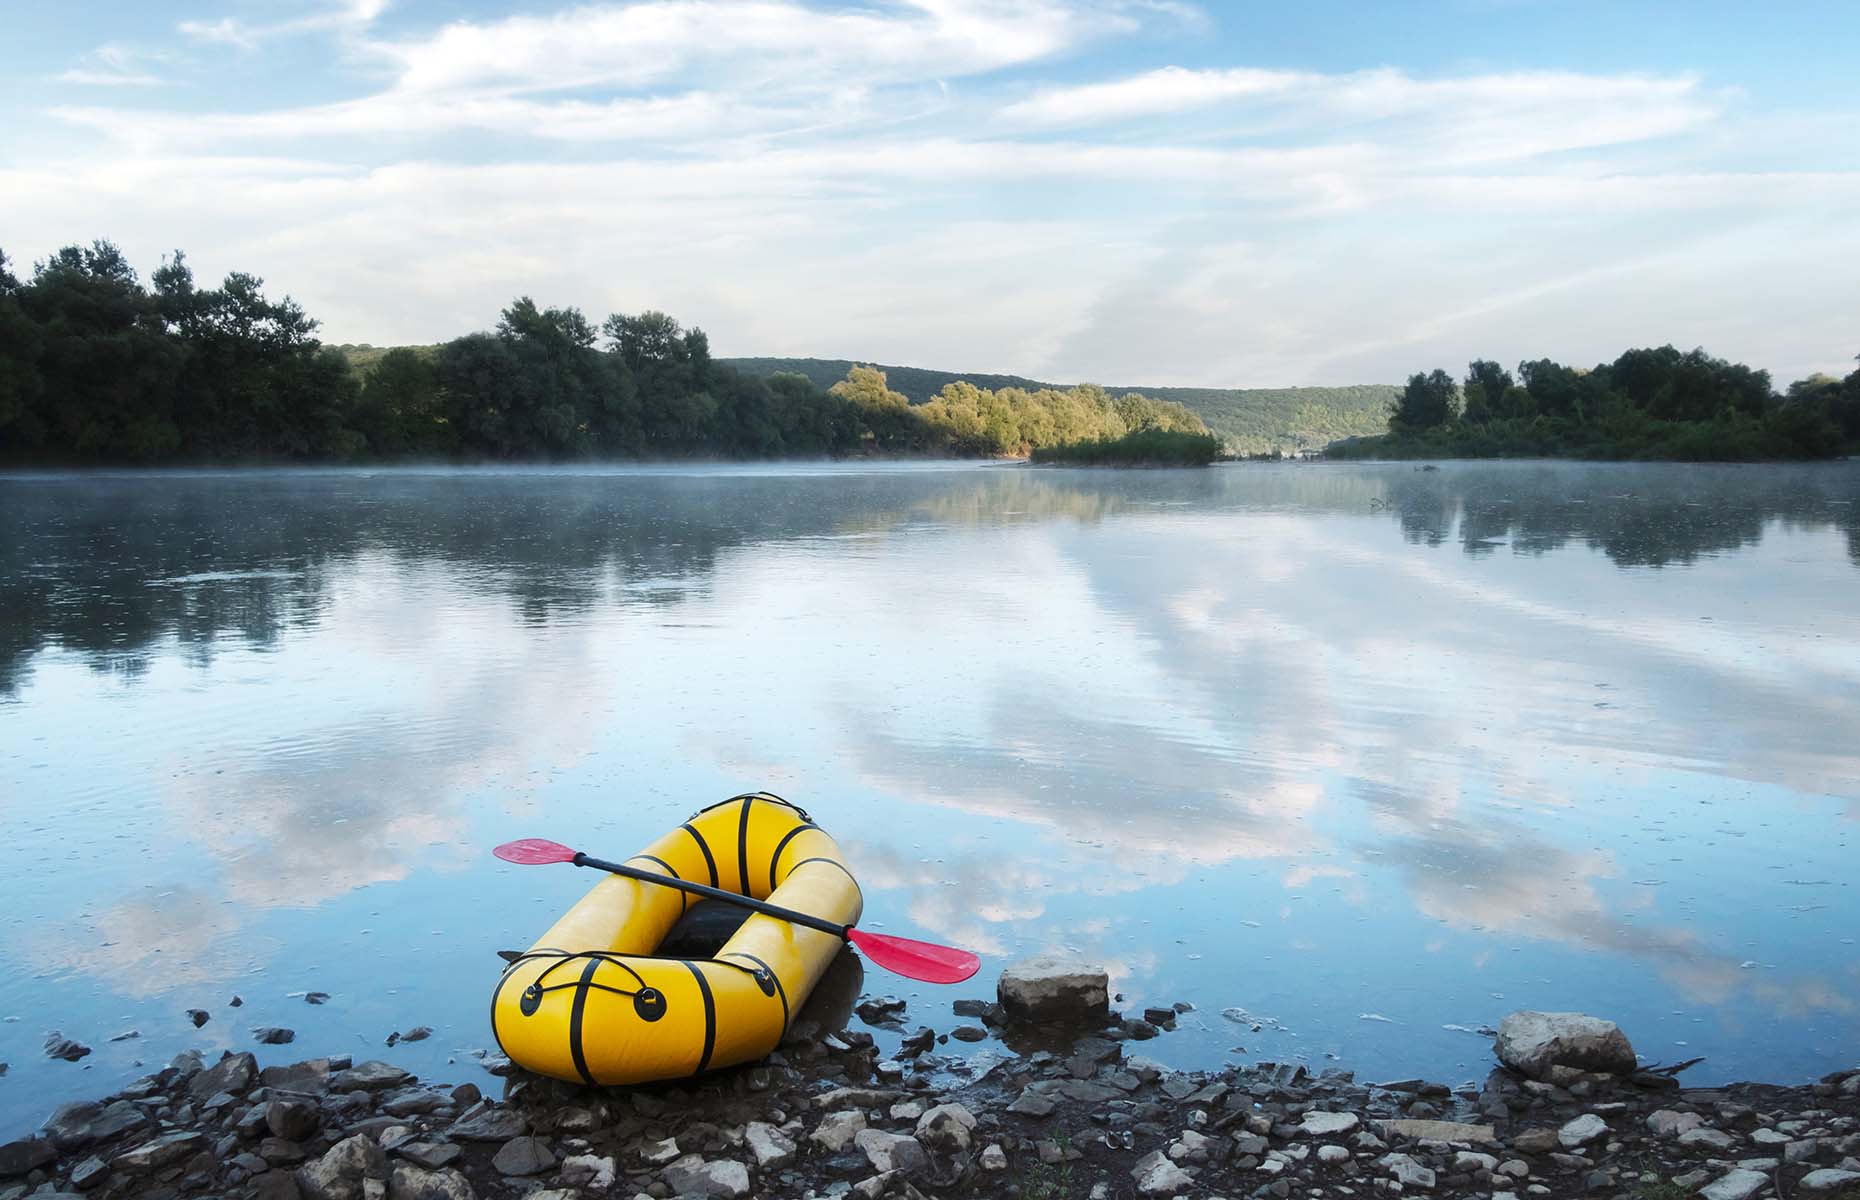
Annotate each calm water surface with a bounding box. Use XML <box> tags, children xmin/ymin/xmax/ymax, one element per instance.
<box><xmin>1</xmin><ymin>460</ymin><xmax>1856</xmax><ymax>1135</ymax></box>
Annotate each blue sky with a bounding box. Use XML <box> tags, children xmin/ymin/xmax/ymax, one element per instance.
<box><xmin>4</xmin><ymin>0</ymin><xmax>1856</xmax><ymax>385</ymax></box>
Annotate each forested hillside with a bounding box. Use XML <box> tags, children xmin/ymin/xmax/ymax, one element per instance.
<box><xmin>0</xmin><ymin>241</ymin><xmax>1207</xmax><ymax>463</ymax></box>
<box><xmin>724</xmin><ymin>357</ymin><xmax>1394</xmax><ymax>454</ymax></box>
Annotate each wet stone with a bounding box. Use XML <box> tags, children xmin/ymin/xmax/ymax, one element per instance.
<box><xmin>331</xmin><ymin>1061</ymin><xmax>413</xmax><ymax>1093</ymax></box>
<box><xmin>113</xmin><ymin>1131</ymin><xmax>206</xmax><ymax>1173</ymax></box>
<box><xmin>44</xmin><ymin>1033</ymin><xmax>92</xmax><ymax>1062</ymax></box>
<box><xmin>1700</xmin><ymin>1169</ymin><xmax>1770</xmax><ymax>1200</ymax></box>
<box><xmin>491</xmin><ymin>1136</ymin><xmax>554</xmax><ymax>1176</ymax></box>
<box><xmin>393</xmin><ymin>1143</ymin><xmax>460</xmax><ymax>1171</ymax></box>
<box><xmin>254</xmin><ymin>1027</ymin><xmax>297</xmax><ymax>1045</ymax></box>
<box><xmin>267</xmin><ymin>1099</ymin><xmax>322</xmax><ymax>1142</ymax></box>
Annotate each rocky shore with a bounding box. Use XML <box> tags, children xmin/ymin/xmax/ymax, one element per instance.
<box><xmin>3</xmin><ymin>958</ymin><xmax>1857</xmax><ymax>1200</ymax></box>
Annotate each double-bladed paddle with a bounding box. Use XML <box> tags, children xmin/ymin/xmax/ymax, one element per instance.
<box><xmin>494</xmin><ymin>837</ymin><xmax>980</xmax><ymax>985</ymax></box>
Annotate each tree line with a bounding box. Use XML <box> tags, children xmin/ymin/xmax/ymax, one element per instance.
<box><xmin>1336</xmin><ymin>347</ymin><xmax>1860</xmax><ymax>460</ymax></box>
<box><xmin>0</xmin><ymin>240</ymin><xmax>1207</xmax><ymax>464</ymax></box>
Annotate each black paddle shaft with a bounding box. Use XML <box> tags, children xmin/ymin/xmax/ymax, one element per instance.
<box><xmin>573</xmin><ymin>852</ymin><xmax>850</xmax><ymax>939</ymax></box>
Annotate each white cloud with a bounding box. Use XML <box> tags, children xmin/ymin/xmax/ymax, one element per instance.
<box><xmin>1002</xmin><ymin>65</ymin><xmax>1311</xmax><ymax>126</ymax></box>
<box><xmin>10</xmin><ymin>2</ymin><xmax>1860</xmax><ymax>383</ymax></box>
<box><xmin>54</xmin><ymin>43</ymin><xmax>170</xmax><ymax>87</ymax></box>
<box><xmin>179</xmin><ymin>0</ymin><xmax>390</xmax><ymax>48</ymax></box>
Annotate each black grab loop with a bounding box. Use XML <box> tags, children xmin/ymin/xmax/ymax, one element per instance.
<box><xmin>633</xmin><ymin>988</ymin><xmax>667</xmax><ymax>1022</ymax></box>
<box><xmin>691</xmin><ymin>790</ymin><xmax>812</xmax><ymax>825</ymax></box>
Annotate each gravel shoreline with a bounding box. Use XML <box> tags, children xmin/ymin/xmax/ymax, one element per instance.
<box><xmin>5</xmin><ymin>981</ymin><xmax>1859</xmax><ymax>1200</ymax></box>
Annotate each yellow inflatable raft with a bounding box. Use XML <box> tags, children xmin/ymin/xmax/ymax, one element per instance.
<box><xmin>491</xmin><ymin>793</ymin><xmax>862</xmax><ymax>1085</ymax></box>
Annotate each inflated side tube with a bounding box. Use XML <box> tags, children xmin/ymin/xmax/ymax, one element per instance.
<box><xmin>491</xmin><ymin>793</ymin><xmax>863</xmax><ymax>1085</ymax></box>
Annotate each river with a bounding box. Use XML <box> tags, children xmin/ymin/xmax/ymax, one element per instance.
<box><xmin>1</xmin><ymin>460</ymin><xmax>1855</xmax><ymax>1136</ymax></box>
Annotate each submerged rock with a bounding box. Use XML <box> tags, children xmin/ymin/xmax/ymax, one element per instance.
<box><xmin>44</xmin><ymin>1032</ymin><xmax>91</xmax><ymax>1062</ymax></box>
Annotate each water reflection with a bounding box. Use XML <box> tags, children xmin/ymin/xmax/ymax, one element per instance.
<box><xmin>0</xmin><ymin>462</ymin><xmax>1856</xmax><ymax>1136</ymax></box>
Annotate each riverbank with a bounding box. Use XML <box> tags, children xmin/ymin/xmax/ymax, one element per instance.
<box><xmin>5</xmin><ymin>983</ymin><xmax>1856</xmax><ymax>1200</ymax></box>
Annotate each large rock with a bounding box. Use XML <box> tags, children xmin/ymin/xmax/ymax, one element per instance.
<box><xmin>1700</xmin><ymin>1170</ymin><xmax>1770</xmax><ymax>1200</ymax></box>
<box><xmin>1801</xmin><ymin>1170</ymin><xmax>1860</xmax><ymax>1193</ymax></box>
<box><xmin>854</xmin><ymin>1129</ymin><xmax>928</xmax><ymax>1175</ymax></box>
<box><xmin>1378</xmin><ymin>1119</ymin><xmax>1498</xmax><ymax>1145</ymax></box>
<box><xmin>188</xmin><ymin>1051</ymin><xmax>258</xmax><ymax>1100</ymax></box>
<box><xmin>997</xmin><ymin>955</ymin><xmax>1109</xmax><ymax>1023</ymax></box>
<box><xmin>744</xmin><ymin>1122</ymin><xmax>796</xmax><ymax>1169</ymax></box>
<box><xmin>1494</xmin><ymin>1012</ymin><xmax>1636</xmax><ymax>1080</ymax></box>
<box><xmin>914</xmin><ymin>1103</ymin><xmax>977</xmax><ymax>1155</ymax></box>
<box><xmin>446</xmin><ymin>1104</ymin><xmax>527</xmax><ymax>1142</ymax></box>
<box><xmin>388</xmin><ymin>1164</ymin><xmax>476</xmax><ymax>1200</ymax></box>
<box><xmin>43</xmin><ymin>1100</ymin><xmax>147</xmax><ymax>1149</ymax></box>
<box><xmin>0</xmin><ymin>1136</ymin><xmax>58</xmax><ymax>1178</ymax></box>
<box><xmin>661</xmin><ymin>1155</ymin><xmax>751</xmax><ymax>1198</ymax></box>
<box><xmin>297</xmin><ymin>1133</ymin><xmax>388</xmax><ymax>1200</ymax></box>
<box><xmin>1131</xmin><ymin>1149</ymin><xmax>1193</xmax><ymax>1195</ymax></box>
<box><xmin>267</xmin><ymin>1098</ymin><xmax>322</xmax><ymax>1142</ymax></box>
<box><xmin>112</xmin><ymin>1131</ymin><xmax>206</xmax><ymax>1173</ymax></box>
<box><xmin>330</xmin><ymin>1061</ymin><xmax>412</xmax><ymax>1092</ymax></box>
<box><xmin>1558</xmin><ymin>1114</ymin><xmax>1607</xmax><ymax>1148</ymax></box>
<box><xmin>811</xmin><ymin>1111</ymin><xmax>867</xmax><ymax>1152</ymax></box>
<box><xmin>1647</xmin><ymin>1110</ymin><xmax>1704</xmax><ymax>1138</ymax></box>
<box><xmin>491</xmin><ymin>1137</ymin><xmax>554</xmax><ymax>1177</ymax></box>
<box><xmin>1380</xmin><ymin>1153</ymin><xmax>1437</xmax><ymax>1190</ymax></box>
<box><xmin>1301</xmin><ymin>1111</ymin><xmax>1361</xmax><ymax>1137</ymax></box>
<box><xmin>559</xmin><ymin>1154</ymin><xmax>617</xmax><ymax>1189</ymax></box>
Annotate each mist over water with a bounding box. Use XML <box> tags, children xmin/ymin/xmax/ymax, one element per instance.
<box><xmin>1</xmin><ymin>460</ymin><xmax>1856</xmax><ymax>1136</ymax></box>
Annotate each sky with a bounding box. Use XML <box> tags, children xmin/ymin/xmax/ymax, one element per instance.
<box><xmin>3</xmin><ymin>0</ymin><xmax>1857</xmax><ymax>387</ymax></box>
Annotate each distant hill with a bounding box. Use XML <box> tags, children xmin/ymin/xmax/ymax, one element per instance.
<box><xmin>332</xmin><ymin>343</ymin><xmax>439</xmax><ymax>375</ymax></box>
<box><xmin>722</xmin><ymin>357</ymin><xmax>1395</xmax><ymax>454</ymax></box>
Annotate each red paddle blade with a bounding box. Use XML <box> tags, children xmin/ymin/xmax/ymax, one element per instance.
<box><xmin>846</xmin><ymin>928</ymin><xmax>980</xmax><ymax>984</ymax></box>
<box><xmin>494</xmin><ymin>838</ymin><xmax>579</xmax><ymax>865</ymax></box>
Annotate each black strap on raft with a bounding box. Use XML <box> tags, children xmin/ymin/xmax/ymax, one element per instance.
<box><xmin>505</xmin><ymin>949</ymin><xmax>774</xmax><ymax>1022</ymax></box>
<box><xmin>506</xmin><ymin>949</ymin><xmax>669</xmax><ymax>1022</ymax></box>
<box><xmin>691</xmin><ymin>790</ymin><xmax>812</xmax><ymax>825</ymax></box>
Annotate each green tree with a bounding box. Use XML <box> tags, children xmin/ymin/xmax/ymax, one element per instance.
<box><xmin>1465</xmin><ymin>360</ymin><xmax>1513</xmax><ymax>411</ymax></box>
<box><xmin>0</xmin><ymin>250</ymin><xmax>46</xmax><ymax>449</ymax></box>
<box><xmin>1389</xmin><ymin>369</ymin><xmax>1458</xmax><ymax>432</ymax></box>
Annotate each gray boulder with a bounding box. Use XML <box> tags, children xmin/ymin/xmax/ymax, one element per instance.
<box><xmin>330</xmin><ymin>1061</ymin><xmax>412</xmax><ymax>1092</ymax></box>
<box><xmin>744</xmin><ymin>1122</ymin><xmax>796</xmax><ymax>1169</ymax></box>
<box><xmin>44</xmin><ymin>1100</ymin><xmax>146</xmax><ymax>1150</ymax></box>
<box><xmin>1558</xmin><ymin>1114</ymin><xmax>1608</xmax><ymax>1148</ymax></box>
<box><xmin>1131</xmin><ymin>1149</ymin><xmax>1193</xmax><ymax>1195</ymax></box>
<box><xmin>854</xmin><ymin>1129</ymin><xmax>928</xmax><ymax>1175</ymax></box>
<box><xmin>914</xmin><ymin>1103</ymin><xmax>977</xmax><ymax>1155</ymax></box>
<box><xmin>1801</xmin><ymin>1170</ymin><xmax>1860</xmax><ymax>1193</ymax></box>
<box><xmin>388</xmin><ymin>1163</ymin><xmax>477</xmax><ymax>1200</ymax></box>
<box><xmin>187</xmin><ymin>1051</ymin><xmax>258</xmax><ymax>1101</ymax></box>
<box><xmin>1700</xmin><ymin>1170</ymin><xmax>1770</xmax><ymax>1200</ymax></box>
<box><xmin>446</xmin><ymin>1104</ymin><xmax>526</xmax><ymax>1142</ymax></box>
<box><xmin>997</xmin><ymin>954</ymin><xmax>1109</xmax><ymax>1023</ymax></box>
<box><xmin>112</xmin><ymin>1131</ymin><xmax>206</xmax><ymax>1173</ymax></box>
<box><xmin>811</xmin><ymin>1112</ymin><xmax>866</xmax><ymax>1152</ymax></box>
<box><xmin>1495</xmin><ymin>1011</ymin><xmax>1636</xmax><ymax>1079</ymax></box>
<box><xmin>296</xmin><ymin>1133</ymin><xmax>388</xmax><ymax>1200</ymax></box>
<box><xmin>0</xmin><ymin>1136</ymin><xmax>58</xmax><ymax>1178</ymax></box>
<box><xmin>267</xmin><ymin>1098</ymin><xmax>322</xmax><ymax>1142</ymax></box>
<box><xmin>661</xmin><ymin>1154</ymin><xmax>751</xmax><ymax>1198</ymax></box>
<box><xmin>491</xmin><ymin>1136</ymin><xmax>554</xmax><ymax>1176</ymax></box>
